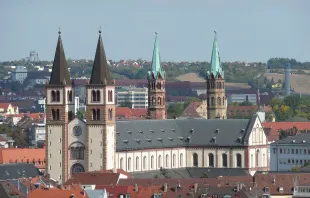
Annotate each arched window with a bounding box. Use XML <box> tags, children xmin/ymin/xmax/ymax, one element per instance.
<box><xmin>208</xmin><ymin>153</ymin><xmax>214</xmax><ymax>167</ymax></box>
<box><xmin>158</xmin><ymin>155</ymin><xmax>162</xmax><ymax>168</ymax></box>
<box><xmin>152</xmin><ymin>97</ymin><xmax>155</xmax><ymax>105</ymax></box>
<box><xmin>173</xmin><ymin>154</ymin><xmax>176</xmax><ymax>167</ymax></box>
<box><xmin>120</xmin><ymin>158</ymin><xmax>123</xmax><ymax>170</ymax></box>
<box><xmin>256</xmin><ymin>149</ymin><xmax>260</xmax><ymax>167</ymax></box>
<box><xmin>207</xmin><ymin>97</ymin><xmax>210</xmax><ymax>106</ymax></box>
<box><xmin>151</xmin><ymin>156</ymin><xmax>154</xmax><ymax>169</ymax></box>
<box><xmin>56</xmin><ymin>91</ymin><xmax>60</xmax><ymax>102</ymax></box>
<box><xmin>218</xmin><ymin>97</ymin><xmax>221</xmax><ymax>105</ymax></box>
<box><xmin>143</xmin><ymin>156</ymin><xmax>147</xmax><ymax>170</ymax></box>
<box><xmin>108</xmin><ymin>109</ymin><xmax>113</xmax><ymax>120</ymax></box>
<box><xmin>68</xmin><ymin>90</ymin><xmax>73</xmax><ymax>102</ymax></box>
<box><xmin>128</xmin><ymin>157</ymin><xmax>131</xmax><ymax>171</ymax></box>
<box><xmin>71</xmin><ymin>163</ymin><xmax>85</xmax><ymax>174</ymax></box>
<box><xmin>96</xmin><ymin>109</ymin><xmax>100</xmax><ymax>120</ymax></box>
<box><xmin>165</xmin><ymin>154</ymin><xmax>169</xmax><ymax>168</ymax></box>
<box><xmin>56</xmin><ymin>109</ymin><xmax>60</xmax><ymax>120</ymax></box>
<box><xmin>180</xmin><ymin>153</ymin><xmax>183</xmax><ymax>167</ymax></box>
<box><xmin>222</xmin><ymin>153</ymin><xmax>227</xmax><ymax>167</ymax></box>
<box><xmin>52</xmin><ymin>109</ymin><xmax>56</xmax><ymax>120</ymax></box>
<box><xmin>251</xmin><ymin>154</ymin><xmax>254</xmax><ymax>168</ymax></box>
<box><xmin>96</xmin><ymin>90</ymin><xmax>100</xmax><ymax>102</ymax></box>
<box><xmin>136</xmin><ymin>156</ymin><xmax>139</xmax><ymax>170</ymax></box>
<box><xmin>223</xmin><ymin>97</ymin><xmax>225</xmax><ymax>106</ymax></box>
<box><xmin>236</xmin><ymin>154</ymin><xmax>242</xmax><ymax>168</ymax></box>
<box><xmin>158</xmin><ymin>97</ymin><xmax>161</xmax><ymax>105</ymax></box>
<box><xmin>70</xmin><ymin>142</ymin><xmax>85</xmax><ymax>160</ymax></box>
<box><xmin>108</xmin><ymin>90</ymin><xmax>113</xmax><ymax>102</ymax></box>
<box><xmin>211</xmin><ymin>97</ymin><xmax>215</xmax><ymax>105</ymax></box>
<box><xmin>51</xmin><ymin>91</ymin><xmax>56</xmax><ymax>101</ymax></box>
<box><xmin>92</xmin><ymin>109</ymin><xmax>96</xmax><ymax>120</ymax></box>
<box><xmin>263</xmin><ymin>154</ymin><xmax>265</xmax><ymax>167</ymax></box>
<box><xmin>193</xmin><ymin>153</ymin><xmax>198</xmax><ymax>167</ymax></box>
<box><xmin>157</xmin><ymin>82</ymin><xmax>161</xmax><ymax>89</ymax></box>
<box><xmin>92</xmin><ymin>90</ymin><xmax>96</xmax><ymax>102</ymax></box>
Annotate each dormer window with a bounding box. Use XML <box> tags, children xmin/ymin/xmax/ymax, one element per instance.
<box><xmin>264</xmin><ymin>187</ymin><xmax>270</xmax><ymax>193</ymax></box>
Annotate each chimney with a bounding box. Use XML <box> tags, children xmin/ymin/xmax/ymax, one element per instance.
<box><xmin>194</xmin><ymin>183</ymin><xmax>198</xmax><ymax>193</ymax></box>
<box><xmin>164</xmin><ymin>183</ymin><xmax>168</xmax><ymax>192</ymax></box>
<box><xmin>134</xmin><ymin>184</ymin><xmax>138</xmax><ymax>192</ymax></box>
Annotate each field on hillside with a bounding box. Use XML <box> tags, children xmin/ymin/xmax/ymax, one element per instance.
<box><xmin>264</xmin><ymin>73</ymin><xmax>310</xmax><ymax>94</ymax></box>
<box><xmin>176</xmin><ymin>73</ymin><xmax>250</xmax><ymax>89</ymax></box>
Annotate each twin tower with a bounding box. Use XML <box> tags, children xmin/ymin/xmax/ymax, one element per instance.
<box><xmin>45</xmin><ymin>30</ymin><xmax>226</xmax><ymax>182</ymax></box>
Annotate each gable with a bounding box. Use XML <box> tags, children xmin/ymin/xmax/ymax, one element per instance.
<box><xmin>247</xmin><ymin>116</ymin><xmax>267</xmax><ymax>145</ymax></box>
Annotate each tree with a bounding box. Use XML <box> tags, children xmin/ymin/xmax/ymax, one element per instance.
<box><xmin>239</xmin><ymin>101</ymin><xmax>253</xmax><ymax>106</ymax></box>
<box><xmin>76</xmin><ymin>110</ymin><xmax>85</xmax><ymax>119</ymax></box>
<box><xmin>291</xmin><ymin>166</ymin><xmax>300</xmax><ymax>172</ymax></box>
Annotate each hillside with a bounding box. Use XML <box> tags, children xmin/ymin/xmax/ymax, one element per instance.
<box><xmin>264</xmin><ymin>73</ymin><xmax>310</xmax><ymax>94</ymax></box>
<box><xmin>176</xmin><ymin>73</ymin><xmax>250</xmax><ymax>89</ymax></box>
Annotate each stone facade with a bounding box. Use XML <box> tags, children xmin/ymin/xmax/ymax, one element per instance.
<box><xmin>207</xmin><ymin>77</ymin><xmax>227</xmax><ymax>119</ymax></box>
<box><xmin>147</xmin><ymin>78</ymin><xmax>166</xmax><ymax>119</ymax></box>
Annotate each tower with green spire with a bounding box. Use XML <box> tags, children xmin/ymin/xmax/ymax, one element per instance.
<box><xmin>147</xmin><ymin>33</ymin><xmax>166</xmax><ymax>119</ymax></box>
<box><xmin>206</xmin><ymin>31</ymin><xmax>227</xmax><ymax>119</ymax></box>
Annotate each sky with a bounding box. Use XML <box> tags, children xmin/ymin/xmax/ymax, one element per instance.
<box><xmin>0</xmin><ymin>0</ymin><xmax>309</xmax><ymax>62</ymax></box>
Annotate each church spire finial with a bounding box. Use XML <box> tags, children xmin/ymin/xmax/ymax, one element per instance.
<box><xmin>58</xmin><ymin>27</ymin><xmax>61</xmax><ymax>35</ymax></box>
<box><xmin>99</xmin><ymin>26</ymin><xmax>102</xmax><ymax>34</ymax></box>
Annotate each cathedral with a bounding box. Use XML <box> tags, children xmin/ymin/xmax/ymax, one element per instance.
<box><xmin>46</xmin><ymin>30</ymin><xmax>268</xmax><ymax>183</ymax></box>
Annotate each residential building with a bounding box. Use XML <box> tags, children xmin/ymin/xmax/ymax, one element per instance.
<box><xmin>206</xmin><ymin>31</ymin><xmax>227</xmax><ymax>119</ymax></box>
<box><xmin>0</xmin><ymin>103</ymin><xmax>19</xmax><ymax>115</ymax></box>
<box><xmin>270</xmin><ymin>133</ymin><xmax>310</xmax><ymax>171</ymax></box>
<box><xmin>11</xmin><ymin>66</ymin><xmax>27</xmax><ymax>83</ymax></box>
<box><xmin>0</xmin><ymin>148</ymin><xmax>45</xmax><ymax>171</ymax></box>
<box><xmin>180</xmin><ymin>101</ymin><xmax>208</xmax><ymax>119</ymax></box>
<box><xmin>147</xmin><ymin>33</ymin><xmax>166</xmax><ymax>119</ymax></box>
<box><xmin>227</xmin><ymin>105</ymin><xmax>258</xmax><ymax>118</ymax></box>
<box><xmin>73</xmin><ymin>78</ymin><xmax>88</xmax><ymax>100</ymax></box>
<box><xmin>116</xmin><ymin>87</ymin><xmax>148</xmax><ymax>108</ymax></box>
<box><xmin>293</xmin><ymin>185</ymin><xmax>310</xmax><ymax>198</ymax></box>
<box><xmin>29</xmin><ymin>123</ymin><xmax>46</xmax><ymax>147</ymax></box>
<box><xmin>28</xmin><ymin>184</ymin><xmax>89</xmax><ymax>198</ymax></box>
<box><xmin>34</xmin><ymin>98</ymin><xmax>46</xmax><ymax>112</ymax></box>
<box><xmin>0</xmin><ymin>134</ymin><xmax>14</xmax><ymax>148</ymax></box>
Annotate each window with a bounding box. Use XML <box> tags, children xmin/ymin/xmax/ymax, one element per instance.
<box><xmin>52</xmin><ymin>109</ymin><xmax>56</xmax><ymax>120</ymax></box>
<box><xmin>263</xmin><ymin>154</ymin><xmax>265</xmax><ymax>166</ymax></box>
<box><xmin>256</xmin><ymin>150</ymin><xmax>260</xmax><ymax>167</ymax></box>
<box><xmin>71</xmin><ymin>163</ymin><xmax>85</xmax><ymax>174</ymax></box>
<box><xmin>208</xmin><ymin>153</ymin><xmax>214</xmax><ymax>167</ymax></box>
<box><xmin>108</xmin><ymin>109</ymin><xmax>113</xmax><ymax>120</ymax></box>
<box><xmin>158</xmin><ymin>97</ymin><xmax>162</xmax><ymax>105</ymax></box>
<box><xmin>251</xmin><ymin>154</ymin><xmax>254</xmax><ymax>168</ymax></box>
<box><xmin>273</xmin><ymin>148</ymin><xmax>277</xmax><ymax>154</ymax></box>
<box><xmin>96</xmin><ymin>109</ymin><xmax>100</xmax><ymax>120</ymax></box>
<box><xmin>151</xmin><ymin>156</ymin><xmax>154</xmax><ymax>169</ymax></box>
<box><xmin>217</xmin><ymin>97</ymin><xmax>221</xmax><ymax>105</ymax></box>
<box><xmin>173</xmin><ymin>154</ymin><xmax>176</xmax><ymax>167</ymax></box>
<box><xmin>68</xmin><ymin>90</ymin><xmax>73</xmax><ymax>102</ymax></box>
<box><xmin>92</xmin><ymin>90</ymin><xmax>96</xmax><ymax>102</ymax></box>
<box><xmin>143</xmin><ymin>156</ymin><xmax>146</xmax><ymax>170</ymax></box>
<box><xmin>158</xmin><ymin>155</ymin><xmax>161</xmax><ymax>168</ymax></box>
<box><xmin>56</xmin><ymin>91</ymin><xmax>60</xmax><ymax>101</ymax></box>
<box><xmin>304</xmin><ymin>149</ymin><xmax>307</xmax><ymax>154</ymax></box>
<box><xmin>119</xmin><ymin>158</ymin><xmax>123</xmax><ymax>169</ymax></box>
<box><xmin>96</xmin><ymin>90</ymin><xmax>100</xmax><ymax>102</ymax></box>
<box><xmin>296</xmin><ymin>149</ymin><xmax>298</xmax><ymax>154</ymax></box>
<box><xmin>280</xmin><ymin>149</ymin><xmax>282</xmax><ymax>154</ymax></box>
<box><xmin>211</xmin><ymin>97</ymin><xmax>215</xmax><ymax>105</ymax></box>
<box><xmin>180</xmin><ymin>153</ymin><xmax>183</xmax><ymax>167</ymax></box>
<box><xmin>193</xmin><ymin>153</ymin><xmax>198</xmax><ymax>167</ymax></box>
<box><xmin>56</xmin><ymin>109</ymin><xmax>60</xmax><ymax>120</ymax></box>
<box><xmin>207</xmin><ymin>97</ymin><xmax>210</xmax><ymax>106</ymax></box>
<box><xmin>108</xmin><ymin>90</ymin><xmax>113</xmax><ymax>102</ymax></box>
<box><xmin>292</xmin><ymin>149</ymin><xmax>294</xmax><ymax>154</ymax></box>
<box><xmin>165</xmin><ymin>154</ymin><xmax>169</xmax><ymax>168</ymax></box>
<box><xmin>222</xmin><ymin>153</ymin><xmax>227</xmax><ymax>167</ymax></box>
<box><xmin>128</xmin><ymin>158</ymin><xmax>131</xmax><ymax>171</ymax></box>
<box><xmin>70</xmin><ymin>143</ymin><xmax>85</xmax><ymax>160</ymax></box>
<box><xmin>68</xmin><ymin>111</ymin><xmax>73</xmax><ymax>121</ymax></box>
<box><xmin>136</xmin><ymin>157</ymin><xmax>139</xmax><ymax>170</ymax></box>
<box><xmin>236</xmin><ymin>154</ymin><xmax>242</xmax><ymax>168</ymax></box>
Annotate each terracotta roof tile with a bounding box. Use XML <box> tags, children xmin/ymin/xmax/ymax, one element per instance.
<box><xmin>182</xmin><ymin>101</ymin><xmax>202</xmax><ymax>118</ymax></box>
<box><xmin>64</xmin><ymin>172</ymin><xmax>120</xmax><ymax>186</ymax></box>
<box><xmin>28</xmin><ymin>184</ymin><xmax>88</xmax><ymax>198</ymax></box>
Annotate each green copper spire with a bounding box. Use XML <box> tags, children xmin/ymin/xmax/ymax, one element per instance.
<box><xmin>208</xmin><ymin>30</ymin><xmax>224</xmax><ymax>78</ymax></box>
<box><xmin>148</xmin><ymin>32</ymin><xmax>165</xmax><ymax>79</ymax></box>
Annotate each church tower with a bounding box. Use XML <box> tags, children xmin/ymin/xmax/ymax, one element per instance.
<box><xmin>85</xmin><ymin>30</ymin><xmax>116</xmax><ymax>171</ymax></box>
<box><xmin>46</xmin><ymin>30</ymin><xmax>75</xmax><ymax>183</ymax></box>
<box><xmin>147</xmin><ymin>33</ymin><xmax>166</xmax><ymax>119</ymax></box>
<box><xmin>206</xmin><ymin>31</ymin><xmax>227</xmax><ymax>119</ymax></box>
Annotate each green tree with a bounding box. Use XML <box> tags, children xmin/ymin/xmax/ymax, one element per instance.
<box><xmin>239</xmin><ymin>101</ymin><xmax>253</xmax><ymax>106</ymax></box>
<box><xmin>291</xmin><ymin>166</ymin><xmax>300</xmax><ymax>172</ymax></box>
<box><xmin>76</xmin><ymin>110</ymin><xmax>85</xmax><ymax>119</ymax></box>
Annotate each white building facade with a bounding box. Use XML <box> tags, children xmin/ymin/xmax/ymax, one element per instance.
<box><xmin>116</xmin><ymin>87</ymin><xmax>148</xmax><ymax>108</ymax></box>
<box><xmin>270</xmin><ymin>133</ymin><xmax>310</xmax><ymax>171</ymax></box>
<box><xmin>11</xmin><ymin>66</ymin><xmax>28</xmax><ymax>83</ymax></box>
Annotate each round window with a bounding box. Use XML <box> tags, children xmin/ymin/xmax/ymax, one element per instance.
<box><xmin>73</xmin><ymin>126</ymin><xmax>82</xmax><ymax>136</ymax></box>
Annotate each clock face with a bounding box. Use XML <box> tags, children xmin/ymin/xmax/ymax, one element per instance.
<box><xmin>73</xmin><ymin>126</ymin><xmax>82</xmax><ymax>136</ymax></box>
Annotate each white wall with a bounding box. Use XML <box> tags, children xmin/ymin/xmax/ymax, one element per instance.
<box><xmin>87</xmin><ymin>125</ymin><xmax>103</xmax><ymax>171</ymax></box>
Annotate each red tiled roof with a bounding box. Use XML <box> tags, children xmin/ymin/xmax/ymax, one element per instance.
<box><xmin>64</xmin><ymin>172</ymin><xmax>120</xmax><ymax>186</ymax></box>
<box><xmin>254</xmin><ymin>173</ymin><xmax>310</xmax><ymax>195</ymax></box>
<box><xmin>131</xmin><ymin>108</ymin><xmax>147</xmax><ymax>118</ymax></box>
<box><xmin>28</xmin><ymin>184</ymin><xmax>88</xmax><ymax>198</ymax></box>
<box><xmin>115</xmin><ymin>107</ymin><xmax>147</xmax><ymax>120</ymax></box>
<box><xmin>0</xmin><ymin>148</ymin><xmax>45</xmax><ymax>169</ymax></box>
<box><xmin>0</xmin><ymin>103</ymin><xmax>11</xmax><ymax>109</ymax></box>
<box><xmin>116</xmin><ymin>107</ymin><xmax>133</xmax><ymax>117</ymax></box>
<box><xmin>182</xmin><ymin>101</ymin><xmax>202</xmax><ymax>117</ymax></box>
<box><xmin>262</xmin><ymin>122</ymin><xmax>310</xmax><ymax>131</ymax></box>
<box><xmin>95</xmin><ymin>185</ymin><xmax>128</xmax><ymax>197</ymax></box>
